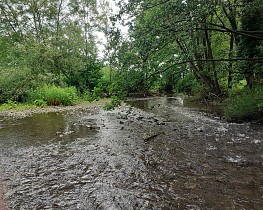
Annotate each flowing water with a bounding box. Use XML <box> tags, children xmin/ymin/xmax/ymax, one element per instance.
<box><xmin>0</xmin><ymin>97</ymin><xmax>262</xmax><ymax>210</ymax></box>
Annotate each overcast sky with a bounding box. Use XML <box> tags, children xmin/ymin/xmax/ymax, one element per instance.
<box><xmin>96</xmin><ymin>0</ymin><xmax>129</xmax><ymax>58</ymax></box>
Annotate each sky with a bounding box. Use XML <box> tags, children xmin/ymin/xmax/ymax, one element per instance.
<box><xmin>95</xmin><ymin>0</ymin><xmax>129</xmax><ymax>58</ymax></box>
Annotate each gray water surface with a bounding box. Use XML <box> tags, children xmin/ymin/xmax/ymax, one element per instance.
<box><xmin>0</xmin><ymin>97</ymin><xmax>262</xmax><ymax>209</ymax></box>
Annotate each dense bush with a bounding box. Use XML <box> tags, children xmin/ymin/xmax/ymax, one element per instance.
<box><xmin>109</xmin><ymin>72</ymin><xmax>144</xmax><ymax>96</ymax></box>
<box><xmin>0</xmin><ymin>67</ymin><xmax>33</xmax><ymax>103</ymax></box>
<box><xmin>174</xmin><ymin>73</ymin><xmax>203</xmax><ymax>95</ymax></box>
<box><xmin>222</xmin><ymin>86</ymin><xmax>263</xmax><ymax>122</ymax></box>
<box><xmin>27</xmin><ymin>85</ymin><xmax>78</xmax><ymax>106</ymax></box>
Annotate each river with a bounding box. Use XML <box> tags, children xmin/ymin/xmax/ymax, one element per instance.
<box><xmin>0</xmin><ymin>97</ymin><xmax>262</xmax><ymax>209</ymax></box>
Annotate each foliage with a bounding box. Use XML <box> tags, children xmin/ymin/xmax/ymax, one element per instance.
<box><xmin>33</xmin><ymin>99</ymin><xmax>47</xmax><ymax>107</ymax></box>
<box><xmin>0</xmin><ymin>0</ymin><xmax>262</xmax><ymax>123</ymax></box>
<box><xmin>109</xmin><ymin>0</ymin><xmax>263</xmax><ymax>97</ymax></box>
<box><xmin>103</xmin><ymin>96</ymin><xmax>122</xmax><ymax>110</ymax></box>
<box><xmin>0</xmin><ymin>0</ymin><xmax>105</xmax><ymax>101</ymax></box>
<box><xmin>27</xmin><ymin>86</ymin><xmax>78</xmax><ymax>106</ymax></box>
<box><xmin>222</xmin><ymin>86</ymin><xmax>263</xmax><ymax>122</ymax></box>
<box><xmin>228</xmin><ymin>80</ymin><xmax>247</xmax><ymax>95</ymax></box>
<box><xmin>237</xmin><ymin>0</ymin><xmax>263</xmax><ymax>87</ymax></box>
<box><xmin>174</xmin><ymin>72</ymin><xmax>203</xmax><ymax>95</ymax></box>
<box><xmin>0</xmin><ymin>100</ymin><xmax>17</xmax><ymax>110</ymax></box>
<box><xmin>59</xmin><ymin>55</ymin><xmax>102</xmax><ymax>92</ymax></box>
<box><xmin>91</xmin><ymin>86</ymin><xmax>104</xmax><ymax>100</ymax></box>
<box><xmin>150</xmin><ymin>78</ymin><xmax>168</xmax><ymax>94</ymax></box>
<box><xmin>80</xmin><ymin>93</ymin><xmax>93</xmax><ymax>102</ymax></box>
<box><xmin>108</xmin><ymin>71</ymin><xmax>145</xmax><ymax>96</ymax></box>
<box><xmin>0</xmin><ymin>67</ymin><xmax>34</xmax><ymax>103</ymax></box>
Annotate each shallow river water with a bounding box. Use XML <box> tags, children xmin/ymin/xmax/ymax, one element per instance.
<box><xmin>0</xmin><ymin>97</ymin><xmax>262</xmax><ymax>210</ymax></box>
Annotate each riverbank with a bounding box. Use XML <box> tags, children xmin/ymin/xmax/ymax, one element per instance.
<box><xmin>0</xmin><ymin>99</ymin><xmax>110</xmax><ymax>119</ymax></box>
<box><xmin>0</xmin><ymin>95</ymin><xmax>262</xmax><ymax>124</ymax></box>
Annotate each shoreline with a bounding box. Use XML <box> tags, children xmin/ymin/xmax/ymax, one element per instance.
<box><xmin>0</xmin><ymin>99</ymin><xmax>109</xmax><ymax>119</ymax></box>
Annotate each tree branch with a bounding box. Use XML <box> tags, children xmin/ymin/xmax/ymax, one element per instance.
<box><xmin>145</xmin><ymin>57</ymin><xmax>263</xmax><ymax>83</ymax></box>
<box><xmin>209</xmin><ymin>23</ymin><xmax>263</xmax><ymax>40</ymax></box>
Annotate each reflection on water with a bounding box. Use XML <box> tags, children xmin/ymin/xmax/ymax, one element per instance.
<box><xmin>128</xmin><ymin>96</ymin><xmax>220</xmax><ymax>117</ymax></box>
<box><xmin>128</xmin><ymin>96</ymin><xmax>184</xmax><ymax>111</ymax></box>
<box><xmin>127</xmin><ymin>96</ymin><xmax>193</xmax><ymax>122</ymax></box>
<box><xmin>0</xmin><ymin>112</ymin><xmax>99</xmax><ymax>148</ymax></box>
<box><xmin>0</xmin><ymin>113</ymin><xmax>65</xmax><ymax>146</ymax></box>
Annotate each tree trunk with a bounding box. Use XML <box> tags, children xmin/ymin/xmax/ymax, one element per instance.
<box><xmin>228</xmin><ymin>34</ymin><xmax>234</xmax><ymax>89</ymax></box>
<box><xmin>204</xmin><ymin>27</ymin><xmax>221</xmax><ymax>95</ymax></box>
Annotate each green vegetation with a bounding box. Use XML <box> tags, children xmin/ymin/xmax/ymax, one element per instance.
<box><xmin>0</xmin><ymin>0</ymin><xmax>262</xmax><ymax>122</ymax></box>
<box><xmin>174</xmin><ymin>73</ymin><xmax>203</xmax><ymax>96</ymax></box>
<box><xmin>106</xmin><ymin>0</ymin><xmax>262</xmax><ymax>122</ymax></box>
<box><xmin>0</xmin><ymin>0</ymin><xmax>105</xmax><ymax>105</ymax></box>
<box><xmin>0</xmin><ymin>67</ymin><xmax>34</xmax><ymax>103</ymax></box>
<box><xmin>222</xmin><ymin>87</ymin><xmax>263</xmax><ymax>122</ymax></box>
<box><xmin>0</xmin><ymin>100</ymin><xmax>36</xmax><ymax>111</ymax></box>
<box><xmin>27</xmin><ymin>86</ymin><xmax>78</xmax><ymax>106</ymax></box>
<box><xmin>103</xmin><ymin>96</ymin><xmax>122</xmax><ymax>111</ymax></box>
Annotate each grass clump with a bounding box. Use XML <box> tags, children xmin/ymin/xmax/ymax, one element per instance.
<box><xmin>222</xmin><ymin>86</ymin><xmax>263</xmax><ymax>122</ymax></box>
<box><xmin>28</xmin><ymin>85</ymin><xmax>78</xmax><ymax>106</ymax></box>
<box><xmin>0</xmin><ymin>99</ymin><xmax>17</xmax><ymax>110</ymax></box>
<box><xmin>0</xmin><ymin>100</ymin><xmax>36</xmax><ymax>111</ymax></box>
<box><xmin>103</xmin><ymin>96</ymin><xmax>122</xmax><ymax>110</ymax></box>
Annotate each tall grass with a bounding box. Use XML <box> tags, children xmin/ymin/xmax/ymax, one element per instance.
<box><xmin>28</xmin><ymin>85</ymin><xmax>78</xmax><ymax>106</ymax></box>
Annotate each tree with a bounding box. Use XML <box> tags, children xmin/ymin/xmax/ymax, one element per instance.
<box><xmin>0</xmin><ymin>0</ymin><xmax>105</xmax><ymax>97</ymax></box>
<box><xmin>111</xmin><ymin>0</ymin><xmax>263</xmax><ymax>95</ymax></box>
<box><xmin>237</xmin><ymin>0</ymin><xmax>263</xmax><ymax>87</ymax></box>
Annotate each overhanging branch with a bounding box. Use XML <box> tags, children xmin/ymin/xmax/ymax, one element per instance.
<box><xmin>209</xmin><ymin>23</ymin><xmax>263</xmax><ymax>40</ymax></box>
<box><xmin>145</xmin><ymin>57</ymin><xmax>263</xmax><ymax>82</ymax></box>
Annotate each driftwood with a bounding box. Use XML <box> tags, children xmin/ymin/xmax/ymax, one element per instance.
<box><xmin>143</xmin><ymin>132</ymin><xmax>164</xmax><ymax>142</ymax></box>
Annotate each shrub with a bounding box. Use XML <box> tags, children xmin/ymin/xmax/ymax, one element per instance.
<box><xmin>33</xmin><ymin>99</ymin><xmax>46</xmax><ymax>107</ymax></box>
<box><xmin>81</xmin><ymin>92</ymin><xmax>94</xmax><ymax>102</ymax></box>
<box><xmin>27</xmin><ymin>89</ymin><xmax>45</xmax><ymax>102</ymax></box>
<box><xmin>27</xmin><ymin>85</ymin><xmax>78</xmax><ymax>106</ymax></box>
<box><xmin>92</xmin><ymin>86</ymin><xmax>103</xmax><ymax>100</ymax></box>
<box><xmin>174</xmin><ymin>73</ymin><xmax>203</xmax><ymax>95</ymax></box>
<box><xmin>222</xmin><ymin>86</ymin><xmax>263</xmax><ymax>122</ymax></box>
<box><xmin>0</xmin><ymin>67</ymin><xmax>33</xmax><ymax>103</ymax></box>
<box><xmin>103</xmin><ymin>96</ymin><xmax>122</xmax><ymax>110</ymax></box>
